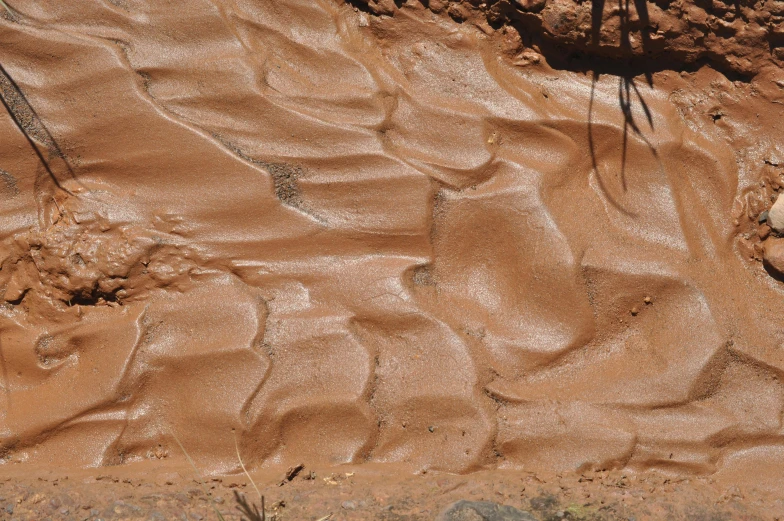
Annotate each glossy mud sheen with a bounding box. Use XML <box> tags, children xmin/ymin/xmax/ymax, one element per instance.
<box><xmin>0</xmin><ymin>0</ymin><xmax>784</xmax><ymax>491</ymax></box>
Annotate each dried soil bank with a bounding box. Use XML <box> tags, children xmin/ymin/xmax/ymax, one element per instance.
<box><xmin>1</xmin><ymin>0</ymin><xmax>784</xmax><ymax>504</ymax></box>
<box><xmin>0</xmin><ymin>462</ymin><xmax>780</xmax><ymax>520</ymax></box>
<box><xmin>357</xmin><ymin>0</ymin><xmax>784</xmax><ymax>77</ymax></box>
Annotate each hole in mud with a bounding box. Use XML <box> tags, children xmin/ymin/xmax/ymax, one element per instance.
<box><xmin>66</xmin><ymin>289</ymin><xmax>121</xmax><ymax>307</ymax></box>
<box><xmin>5</xmin><ymin>287</ymin><xmax>28</xmax><ymax>305</ymax></box>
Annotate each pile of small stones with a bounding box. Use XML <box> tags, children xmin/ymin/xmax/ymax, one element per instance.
<box><xmin>759</xmin><ymin>195</ymin><xmax>784</xmax><ymax>277</ymax></box>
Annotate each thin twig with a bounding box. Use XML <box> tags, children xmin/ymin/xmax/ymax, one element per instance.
<box><xmin>170</xmin><ymin>430</ymin><xmax>228</xmax><ymax>521</ymax></box>
<box><xmin>233</xmin><ymin>429</ymin><xmax>262</xmax><ymax>501</ymax></box>
<box><xmin>233</xmin><ymin>429</ymin><xmax>265</xmax><ymax>521</ymax></box>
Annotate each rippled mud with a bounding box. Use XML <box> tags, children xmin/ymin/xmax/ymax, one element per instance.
<box><xmin>0</xmin><ymin>0</ymin><xmax>784</xmax><ymax>499</ymax></box>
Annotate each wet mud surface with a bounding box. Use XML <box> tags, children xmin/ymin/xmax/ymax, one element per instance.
<box><xmin>1</xmin><ymin>0</ymin><xmax>784</xmax><ymax>517</ymax></box>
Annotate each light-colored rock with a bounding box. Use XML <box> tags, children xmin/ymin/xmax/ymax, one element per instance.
<box><xmin>767</xmin><ymin>194</ymin><xmax>784</xmax><ymax>232</ymax></box>
<box><xmin>763</xmin><ymin>237</ymin><xmax>784</xmax><ymax>277</ymax></box>
<box><xmin>516</xmin><ymin>0</ymin><xmax>547</xmax><ymax>12</ymax></box>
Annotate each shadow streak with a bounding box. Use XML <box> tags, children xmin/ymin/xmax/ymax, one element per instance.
<box><xmin>763</xmin><ymin>260</ymin><xmax>784</xmax><ymax>284</ymax></box>
<box><xmin>584</xmin><ymin>0</ymin><xmax>662</xmax><ymax>214</ymax></box>
<box><xmin>0</xmin><ymin>63</ymin><xmax>76</xmax><ymax>195</ymax></box>
<box><xmin>591</xmin><ymin>0</ymin><xmax>605</xmax><ymax>46</ymax></box>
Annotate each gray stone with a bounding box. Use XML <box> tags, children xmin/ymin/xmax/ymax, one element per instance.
<box><xmin>768</xmin><ymin>195</ymin><xmax>784</xmax><ymax>232</ymax></box>
<box><xmin>436</xmin><ymin>500</ymin><xmax>538</xmax><ymax>521</ymax></box>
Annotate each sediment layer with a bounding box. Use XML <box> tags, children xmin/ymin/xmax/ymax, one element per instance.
<box><xmin>0</xmin><ymin>0</ymin><xmax>783</xmax><ymax>480</ymax></box>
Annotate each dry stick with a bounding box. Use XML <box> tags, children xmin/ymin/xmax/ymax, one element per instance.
<box><xmin>0</xmin><ymin>1</ymin><xmax>12</xmax><ymax>15</ymax></box>
<box><xmin>170</xmin><ymin>430</ymin><xmax>228</xmax><ymax>521</ymax></box>
<box><xmin>233</xmin><ymin>434</ymin><xmax>330</xmax><ymax>520</ymax></box>
<box><xmin>233</xmin><ymin>429</ymin><xmax>265</xmax><ymax>520</ymax></box>
<box><xmin>233</xmin><ymin>430</ymin><xmax>262</xmax><ymax>500</ymax></box>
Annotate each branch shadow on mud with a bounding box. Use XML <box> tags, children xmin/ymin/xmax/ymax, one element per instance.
<box><xmin>585</xmin><ymin>0</ymin><xmax>661</xmax><ymax>216</ymax></box>
<box><xmin>586</xmin><ymin>71</ymin><xmax>659</xmax><ymax>211</ymax></box>
<box><xmin>601</xmin><ymin>0</ymin><xmax>654</xmax><ymax>84</ymax></box>
<box><xmin>234</xmin><ymin>490</ymin><xmax>266</xmax><ymax>521</ymax></box>
<box><xmin>0</xmin><ymin>63</ymin><xmax>76</xmax><ymax>195</ymax></box>
<box><xmin>499</xmin><ymin>0</ymin><xmax>665</xmax><ymax>215</ymax></box>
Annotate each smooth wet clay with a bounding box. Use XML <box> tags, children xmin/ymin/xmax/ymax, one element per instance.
<box><xmin>0</xmin><ymin>0</ymin><xmax>783</xmax><ymax>514</ymax></box>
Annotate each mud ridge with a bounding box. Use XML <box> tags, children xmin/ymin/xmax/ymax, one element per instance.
<box><xmin>0</xmin><ymin>1</ymin><xmax>782</xmax><ymax>503</ymax></box>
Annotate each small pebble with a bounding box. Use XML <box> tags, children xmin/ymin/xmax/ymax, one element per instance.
<box><xmin>428</xmin><ymin>426</ymin><xmax>435</xmax><ymax>433</ymax></box>
<box><xmin>643</xmin><ymin>296</ymin><xmax>652</xmax><ymax>304</ymax></box>
<box><xmin>630</xmin><ymin>307</ymin><xmax>639</xmax><ymax>316</ymax></box>
<box><xmin>759</xmin><ymin>224</ymin><xmax>771</xmax><ymax>240</ymax></box>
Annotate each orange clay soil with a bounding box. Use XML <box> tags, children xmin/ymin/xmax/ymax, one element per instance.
<box><xmin>1</xmin><ymin>0</ymin><xmax>784</xmax><ymax>518</ymax></box>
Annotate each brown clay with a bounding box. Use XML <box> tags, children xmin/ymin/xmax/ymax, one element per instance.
<box><xmin>0</xmin><ymin>0</ymin><xmax>783</xmax><ymax>516</ymax></box>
